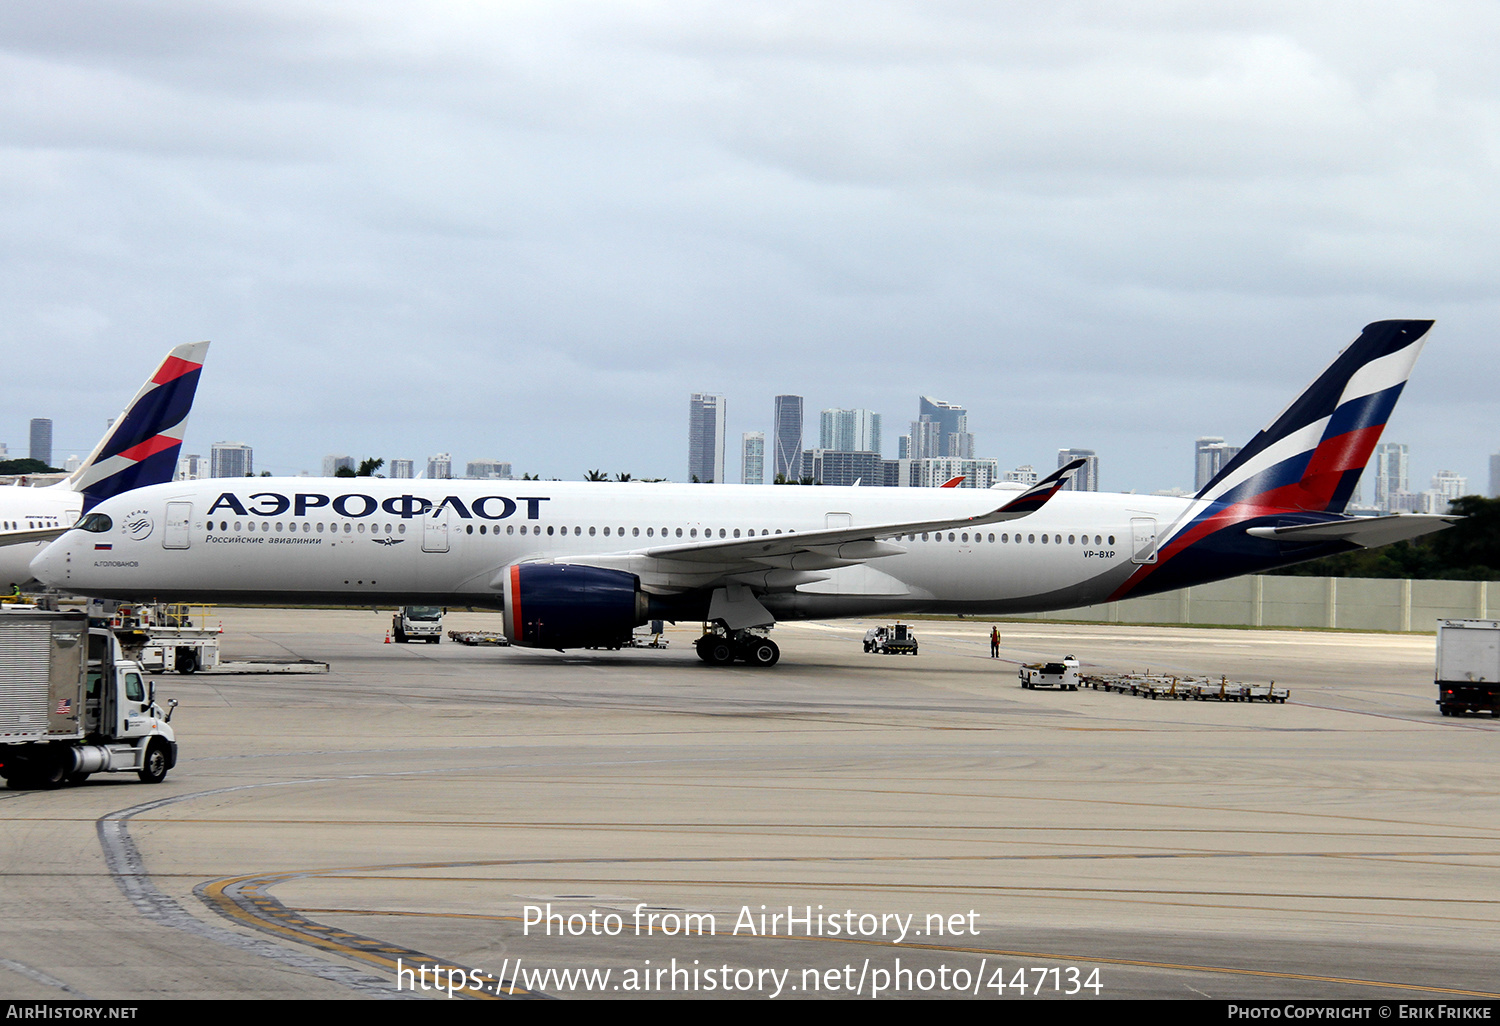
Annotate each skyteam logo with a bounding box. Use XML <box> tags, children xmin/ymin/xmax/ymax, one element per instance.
<box><xmin>122</xmin><ymin>510</ymin><xmax>154</xmax><ymax>541</ymax></box>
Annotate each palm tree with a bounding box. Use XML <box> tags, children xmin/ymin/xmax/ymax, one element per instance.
<box><xmin>615</xmin><ymin>472</ymin><xmax>632</xmax><ymax>482</ymax></box>
<box><xmin>585</xmin><ymin>469</ymin><xmax>608</xmax><ymax>481</ymax></box>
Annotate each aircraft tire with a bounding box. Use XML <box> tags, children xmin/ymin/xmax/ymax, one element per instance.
<box><xmin>746</xmin><ymin>639</ymin><xmax>779</xmax><ymax>667</ymax></box>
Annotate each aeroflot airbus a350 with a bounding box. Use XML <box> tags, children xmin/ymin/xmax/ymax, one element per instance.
<box><xmin>32</xmin><ymin>321</ymin><xmax>1453</xmax><ymax>666</ymax></box>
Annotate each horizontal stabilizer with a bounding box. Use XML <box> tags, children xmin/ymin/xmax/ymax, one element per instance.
<box><xmin>1245</xmin><ymin>513</ymin><xmax>1457</xmax><ymax>549</ymax></box>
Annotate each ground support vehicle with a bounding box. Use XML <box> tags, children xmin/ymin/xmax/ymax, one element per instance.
<box><xmin>0</xmin><ymin>609</ymin><xmax>178</xmax><ymax>788</ymax></box>
<box><xmin>1019</xmin><ymin>658</ymin><xmax>1080</xmax><ymax>690</ymax></box>
<box><xmin>863</xmin><ymin>624</ymin><xmax>918</xmax><ymax>655</ymax></box>
<box><xmin>629</xmin><ymin>622</ymin><xmax>669</xmax><ymax>648</ymax></box>
<box><xmin>95</xmin><ymin>600</ymin><xmax>221</xmax><ymax>675</ymax></box>
<box><xmin>1080</xmin><ymin>672</ymin><xmax>1289</xmax><ymax>704</ymax></box>
<box><xmin>1435</xmin><ymin>619</ymin><xmax>1500</xmax><ymax>717</ymax></box>
<box><xmin>393</xmin><ymin>606</ymin><xmax>443</xmax><ymax>644</ymax></box>
<box><xmin>448</xmin><ymin>630</ymin><xmax>510</xmax><ymax>647</ymax></box>
<box><xmin>696</xmin><ymin>623</ymin><xmax>779</xmax><ymax>667</ymax></box>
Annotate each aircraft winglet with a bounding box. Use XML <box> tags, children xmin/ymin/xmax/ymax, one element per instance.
<box><xmin>994</xmin><ymin>458</ymin><xmax>1087</xmax><ymax>517</ymax></box>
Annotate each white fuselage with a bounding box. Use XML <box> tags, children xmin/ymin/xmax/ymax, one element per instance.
<box><xmin>0</xmin><ymin>482</ymin><xmax>82</xmax><ymax>587</ymax></box>
<box><xmin>31</xmin><ymin>478</ymin><xmax>1206</xmax><ymax>619</ymax></box>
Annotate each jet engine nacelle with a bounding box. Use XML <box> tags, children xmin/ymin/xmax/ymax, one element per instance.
<box><xmin>500</xmin><ymin>563</ymin><xmax>648</xmax><ymax>649</ymax></box>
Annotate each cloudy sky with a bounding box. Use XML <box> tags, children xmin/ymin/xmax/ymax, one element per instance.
<box><xmin>3</xmin><ymin>1</ymin><xmax>1497</xmax><ymax>494</ymax></box>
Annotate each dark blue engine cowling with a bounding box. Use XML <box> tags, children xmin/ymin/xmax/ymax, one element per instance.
<box><xmin>501</xmin><ymin>563</ymin><xmax>645</xmax><ymax>649</ymax></box>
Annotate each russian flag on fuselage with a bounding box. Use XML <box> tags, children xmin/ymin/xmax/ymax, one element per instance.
<box><xmin>74</xmin><ymin>342</ymin><xmax>210</xmax><ymax>511</ymax></box>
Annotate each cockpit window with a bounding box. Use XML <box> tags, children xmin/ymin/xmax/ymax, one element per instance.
<box><xmin>76</xmin><ymin>513</ymin><xmax>112</xmax><ymax>533</ymax></box>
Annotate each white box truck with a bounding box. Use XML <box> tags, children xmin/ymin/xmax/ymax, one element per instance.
<box><xmin>0</xmin><ymin>609</ymin><xmax>179</xmax><ymax>788</ymax></box>
<box><xmin>392</xmin><ymin>606</ymin><xmax>443</xmax><ymax>644</ymax></box>
<box><xmin>1435</xmin><ymin>619</ymin><xmax>1500</xmax><ymax>718</ymax></box>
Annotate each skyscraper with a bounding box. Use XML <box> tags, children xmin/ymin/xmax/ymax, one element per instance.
<box><xmin>322</xmin><ymin>454</ymin><xmax>354</xmax><ymax>477</ymax></box>
<box><xmin>1490</xmin><ymin>453</ymin><xmax>1499</xmax><ymax>499</ymax></box>
<box><xmin>427</xmin><ymin>454</ymin><xmax>452</xmax><ymax>480</ymax></box>
<box><xmin>774</xmin><ymin>395</ymin><xmax>804</xmax><ymax>482</ymax></box>
<box><xmin>210</xmin><ymin>442</ymin><xmax>253</xmax><ymax>478</ymax></box>
<box><xmin>390</xmin><ymin>459</ymin><xmax>414</xmax><ymax>479</ymax></box>
<box><xmin>819</xmin><ymin>409</ymin><xmax>882</xmax><ymax>454</ymax></box>
<box><xmin>688</xmin><ymin>393</ymin><xmax>726</xmax><ymax>483</ymax></box>
<box><xmin>1194</xmin><ymin>437</ymin><xmax>1240</xmax><ymax>492</ymax></box>
<box><xmin>29</xmin><ymin>419</ymin><xmax>52</xmax><ymax>467</ymax></box>
<box><xmin>913</xmin><ymin>397</ymin><xmax>971</xmax><ymax>459</ymax></box>
<box><xmin>1057</xmin><ymin>448</ymin><xmax>1098</xmax><ymax>491</ymax></box>
<box><xmin>741</xmin><ymin>432</ymin><xmax>765</xmax><ymax>485</ymax></box>
<box><xmin>1373</xmin><ymin>442</ymin><xmax>1408</xmax><ymax>511</ymax></box>
<box><xmin>466</xmin><ymin>459</ymin><xmax>512</xmax><ymax>480</ymax></box>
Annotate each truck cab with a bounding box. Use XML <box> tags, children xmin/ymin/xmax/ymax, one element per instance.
<box><xmin>393</xmin><ymin>605</ymin><xmax>443</xmax><ymax>644</ymax></box>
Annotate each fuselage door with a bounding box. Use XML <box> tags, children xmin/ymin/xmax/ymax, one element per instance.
<box><xmin>825</xmin><ymin>512</ymin><xmax>853</xmax><ymax>529</ymax></box>
<box><xmin>422</xmin><ymin>508</ymin><xmax>450</xmax><ymax>553</ymax></box>
<box><xmin>1130</xmin><ymin>517</ymin><xmax>1158</xmax><ymax>564</ymax></box>
<box><xmin>164</xmin><ymin>502</ymin><xmax>192</xmax><ymax>549</ymax></box>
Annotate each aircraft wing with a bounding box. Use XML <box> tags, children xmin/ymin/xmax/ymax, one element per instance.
<box><xmin>0</xmin><ymin>526</ymin><xmax>69</xmax><ymax>548</ymax></box>
<box><xmin>504</xmin><ymin>459</ymin><xmax>1087</xmax><ymax>594</ymax></box>
<box><xmin>637</xmin><ymin>457</ymin><xmax>1086</xmax><ymax>566</ymax></box>
<box><xmin>1244</xmin><ymin>513</ymin><xmax>1458</xmax><ymax>548</ymax></box>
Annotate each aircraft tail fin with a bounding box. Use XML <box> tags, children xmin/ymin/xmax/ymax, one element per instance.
<box><xmin>70</xmin><ymin>342</ymin><xmax>210</xmax><ymax>511</ymax></box>
<box><xmin>1195</xmin><ymin>320</ymin><xmax>1433</xmax><ymax>513</ymax></box>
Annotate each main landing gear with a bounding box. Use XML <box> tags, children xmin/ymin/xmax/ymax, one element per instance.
<box><xmin>695</xmin><ymin>626</ymin><xmax>780</xmax><ymax>667</ymax></box>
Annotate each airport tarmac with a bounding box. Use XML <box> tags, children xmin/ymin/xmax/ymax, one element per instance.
<box><xmin>1</xmin><ymin>609</ymin><xmax>1496</xmax><ymax>1001</ymax></box>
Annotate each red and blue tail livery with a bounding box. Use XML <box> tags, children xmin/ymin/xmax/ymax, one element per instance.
<box><xmin>1111</xmin><ymin>320</ymin><xmax>1443</xmax><ymax>600</ymax></box>
<box><xmin>72</xmin><ymin>342</ymin><xmax>210</xmax><ymax>511</ymax></box>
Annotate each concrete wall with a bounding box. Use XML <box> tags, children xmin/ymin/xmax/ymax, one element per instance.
<box><xmin>1009</xmin><ymin>576</ymin><xmax>1495</xmax><ymax>633</ymax></box>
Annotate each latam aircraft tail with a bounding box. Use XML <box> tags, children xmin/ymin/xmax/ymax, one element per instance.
<box><xmin>68</xmin><ymin>342</ymin><xmax>210</xmax><ymax>511</ymax></box>
<box><xmin>1196</xmin><ymin>319</ymin><xmax>1433</xmax><ymax>514</ymax></box>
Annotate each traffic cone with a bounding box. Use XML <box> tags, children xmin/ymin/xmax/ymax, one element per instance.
<box><xmin>384</xmin><ymin>631</ymin><xmax>391</xmax><ymax>644</ymax></box>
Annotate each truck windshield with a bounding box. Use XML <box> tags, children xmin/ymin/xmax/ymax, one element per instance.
<box><xmin>407</xmin><ymin>607</ymin><xmax>442</xmax><ymax>620</ymax></box>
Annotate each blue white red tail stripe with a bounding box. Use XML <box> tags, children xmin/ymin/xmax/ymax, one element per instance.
<box><xmin>1111</xmin><ymin>320</ymin><xmax>1432</xmax><ymax>601</ymax></box>
<box><xmin>71</xmin><ymin>342</ymin><xmax>210</xmax><ymax>511</ymax></box>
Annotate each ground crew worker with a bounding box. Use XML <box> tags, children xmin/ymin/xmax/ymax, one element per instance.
<box><xmin>990</xmin><ymin>625</ymin><xmax>1001</xmax><ymax>658</ymax></box>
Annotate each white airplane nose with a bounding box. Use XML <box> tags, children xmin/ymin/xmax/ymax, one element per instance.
<box><xmin>30</xmin><ymin>537</ymin><xmax>68</xmax><ymax>585</ymax></box>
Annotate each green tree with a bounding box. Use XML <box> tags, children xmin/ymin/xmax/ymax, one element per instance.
<box><xmin>357</xmin><ymin>457</ymin><xmax>384</xmax><ymax>477</ymax></box>
<box><xmin>585</xmin><ymin>469</ymin><xmax>608</xmax><ymax>481</ymax></box>
<box><xmin>0</xmin><ymin>458</ymin><xmax>60</xmax><ymax>475</ymax></box>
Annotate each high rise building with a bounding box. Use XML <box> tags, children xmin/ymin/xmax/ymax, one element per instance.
<box><xmin>466</xmin><ymin>459</ymin><xmax>512</xmax><ymax>480</ymax></box>
<box><xmin>210</xmin><ymin>442</ymin><xmax>253</xmax><ymax>478</ymax></box>
<box><xmin>1004</xmin><ymin>465</ymin><xmax>1038</xmax><ymax>486</ymax></box>
<box><xmin>175</xmin><ymin>453</ymin><xmax>204</xmax><ymax>481</ymax></box>
<box><xmin>1430</xmin><ymin>470</ymin><xmax>1467</xmax><ymax>507</ymax></box>
<box><xmin>819</xmin><ymin>409</ymin><xmax>882</xmax><ymax>454</ymax></box>
<box><xmin>1057</xmin><ymin>448</ymin><xmax>1098</xmax><ymax>491</ymax></box>
<box><xmin>390</xmin><ymin>459</ymin><xmax>414</xmax><ymax>480</ymax></box>
<box><xmin>741</xmin><ymin>432</ymin><xmax>765</xmax><ymax>485</ymax></box>
<box><xmin>773</xmin><ymin>395</ymin><xmax>804</xmax><ymax>482</ymax></box>
<box><xmin>803</xmin><ymin>449</ymin><xmax>887</xmax><ymax>487</ymax></box>
<box><xmin>1373</xmin><ymin>442</ymin><xmax>1409</xmax><ymax>511</ymax></box>
<box><xmin>29</xmin><ymin>419</ymin><xmax>52</xmax><ymax>467</ymax></box>
<box><xmin>911</xmin><ymin>397</ymin><xmax>971</xmax><ymax>460</ymax></box>
<box><xmin>1490</xmin><ymin>453</ymin><xmax>1499</xmax><ymax>499</ymax></box>
<box><xmin>688</xmin><ymin>393</ymin><xmax>726</xmax><ymax>483</ymax></box>
<box><xmin>427</xmin><ymin>453</ymin><xmax>452</xmax><ymax>480</ymax></box>
<box><xmin>322</xmin><ymin>454</ymin><xmax>354</xmax><ymax>477</ymax></box>
<box><xmin>1194</xmin><ymin>437</ymin><xmax>1240</xmax><ymax>493</ymax></box>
